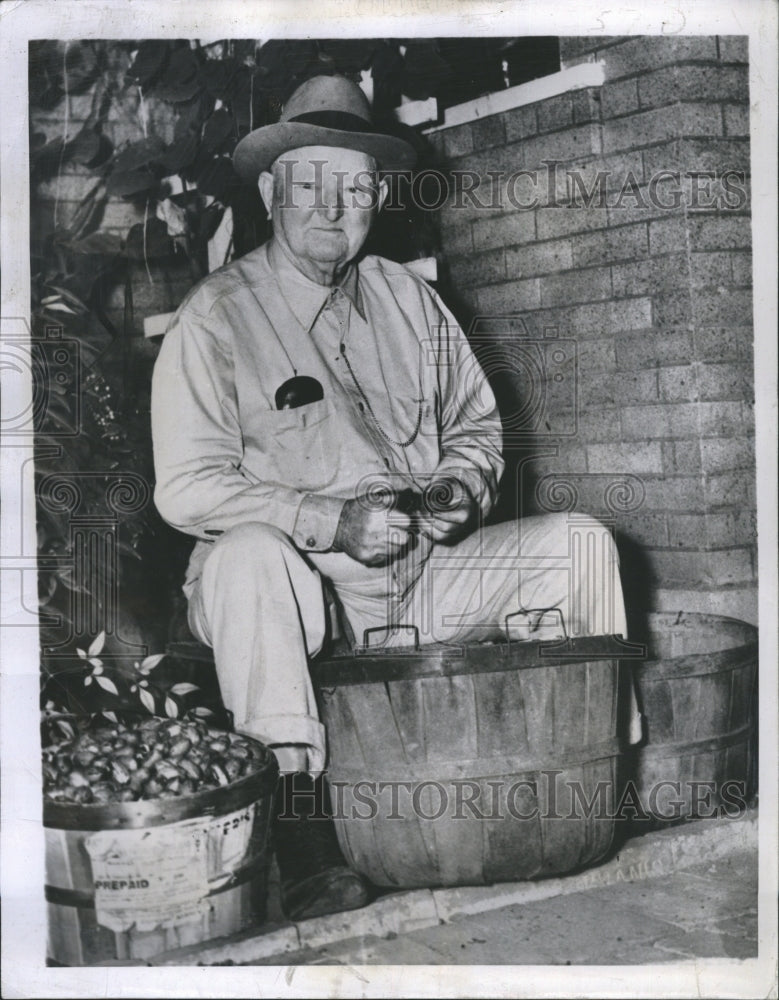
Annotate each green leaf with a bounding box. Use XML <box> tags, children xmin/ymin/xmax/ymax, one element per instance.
<box><xmin>196</xmin><ymin>202</ymin><xmax>226</xmax><ymax>245</ymax></box>
<box><xmin>128</xmin><ymin>41</ymin><xmax>170</xmax><ymax>86</ymax></box>
<box><xmin>169</xmin><ymin>682</ymin><xmax>199</xmax><ymax>696</ymax></box>
<box><xmin>139</xmin><ymin>653</ymin><xmax>166</xmax><ymax>673</ymax></box>
<box><xmin>164</xmin><ymin>696</ymin><xmax>179</xmax><ymax>719</ymax></box>
<box><xmin>116</xmin><ymin>540</ymin><xmax>144</xmax><ymax>560</ymax></box>
<box><xmin>123</xmin><ymin>218</ymin><xmax>172</xmax><ymax>260</ymax></box>
<box><xmin>43</xmin><ymin>285</ymin><xmax>90</xmax><ymax>310</ymax></box>
<box><xmin>42</xmin><ymin>302</ymin><xmax>77</xmax><ymax>315</ymax></box>
<box><xmin>64</xmin><ymin>42</ymin><xmax>99</xmax><ymax>93</ymax></box>
<box><xmin>156</xmin><ymin>133</ymin><xmax>199</xmax><ymax>175</ymax></box>
<box><xmin>95</xmin><ymin>675</ymin><xmax>118</xmax><ymax>695</ymax></box>
<box><xmin>112</xmin><ymin>136</ymin><xmax>166</xmax><ymax>173</ymax></box>
<box><xmin>56</xmin><ymin>569</ymin><xmax>92</xmax><ymax>595</ymax></box>
<box><xmin>88</xmin><ymin>631</ymin><xmax>105</xmax><ymax>657</ymax></box>
<box><xmin>153</xmin><ymin>48</ymin><xmax>202</xmax><ymax>103</ymax></box>
<box><xmin>201</xmin><ymin>58</ymin><xmax>237</xmax><ymax>100</ymax></box>
<box><xmin>173</xmin><ymin>90</ymin><xmax>214</xmax><ymax>140</ymax></box>
<box><xmin>196</xmin><ymin>156</ymin><xmax>239</xmax><ymax>199</ymax></box>
<box><xmin>56</xmin><ymin>719</ymin><xmax>76</xmax><ymax>740</ymax></box>
<box><xmin>70</xmin><ymin>129</ymin><xmax>102</xmax><ymax>166</ymax></box>
<box><xmin>139</xmin><ymin>687</ymin><xmax>156</xmax><ymax>714</ymax></box>
<box><xmin>38</xmin><ymin>574</ymin><xmax>58</xmax><ymax>606</ymax></box>
<box><xmin>29</xmin><ymin>44</ymin><xmax>63</xmax><ymax>106</ymax></box>
<box><xmin>65</xmin><ymin>231</ymin><xmax>125</xmax><ymax>256</ymax></box>
<box><xmin>31</xmin><ymin>136</ymin><xmax>67</xmax><ymax>168</ymax></box>
<box><xmin>106</xmin><ymin>168</ymin><xmax>159</xmax><ymax>198</ymax></box>
<box><xmin>202</xmin><ymin>109</ymin><xmax>235</xmax><ymax>151</ymax></box>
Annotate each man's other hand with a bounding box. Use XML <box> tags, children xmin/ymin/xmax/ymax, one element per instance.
<box><xmin>333</xmin><ymin>496</ymin><xmax>414</xmax><ymax>566</ymax></box>
<box><xmin>418</xmin><ymin>477</ymin><xmax>478</xmax><ymax>544</ymax></box>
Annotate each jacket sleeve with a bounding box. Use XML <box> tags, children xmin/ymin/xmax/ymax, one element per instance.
<box><xmin>425</xmin><ymin>289</ymin><xmax>505</xmax><ymax>516</ymax></box>
<box><xmin>151</xmin><ymin>304</ymin><xmax>344</xmax><ymax>549</ymax></box>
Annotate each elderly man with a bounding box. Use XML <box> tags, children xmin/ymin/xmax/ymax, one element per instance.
<box><xmin>152</xmin><ymin>75</ymin><xmax>627</xmax><ymax>920</ymax></box>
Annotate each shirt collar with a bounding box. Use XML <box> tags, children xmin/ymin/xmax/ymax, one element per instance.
<box><xmin>267</xmin><ymin>237</ymin><xmax>365</xmax><ymax>332</ymax></box>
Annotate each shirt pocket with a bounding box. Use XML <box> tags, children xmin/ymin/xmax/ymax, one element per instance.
<box><xmin>248</xmin><ymin>398</ymin><xmax>339</xmax><ymax>491</ymax></box>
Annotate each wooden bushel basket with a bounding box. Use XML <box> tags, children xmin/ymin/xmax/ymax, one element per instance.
<box><xmin>628</xmin><ymin>612</ymin><xmax>758</xmax><ymax>824</ymax></box>
<box><xmin>313</xmin><ymin>617</ymin><xmax>628</xmax><ymax>889</ymax></box>
<box><xmin>44</xmin><ymin>737</ymin><xmax>278</xmax><ymax>966</ymax></box>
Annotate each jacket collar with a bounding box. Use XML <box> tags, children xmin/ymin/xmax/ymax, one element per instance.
<box><xmin>267</xmin><ymin>237</ymin><xmax>365</xmax><ymax>332</ymax></box>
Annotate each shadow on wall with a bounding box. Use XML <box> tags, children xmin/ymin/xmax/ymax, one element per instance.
<box><xmin>615</xmin><ymin>534</ymin><xmax>655</xmax><ymax>626</ymax></box>
<box><xmin>436</xmin><ymin>249</ymin><xmax>658</xmax><ymax>625</ymax></box>
<box><xmin>434</xmin><ymin>261</ymin><xmax>552</xmax><ymax>525</ymax></box>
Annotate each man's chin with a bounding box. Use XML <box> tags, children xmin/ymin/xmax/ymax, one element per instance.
<box><xmin>307</xmin><ymin>243</ymin><xmax>352</xmax><ymax>265</ymax></box>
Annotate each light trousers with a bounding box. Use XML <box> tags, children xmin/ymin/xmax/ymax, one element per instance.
<box><xmin>187</xmin><ymin>513</ymin><xmax>628</xmax><ymax>774</ymax></box>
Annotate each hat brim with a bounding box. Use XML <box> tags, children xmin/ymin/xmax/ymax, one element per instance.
<box><xmin>233</xmin><ymin>122</ymin><xmax>417</xmax><ymax>181</ymax></box>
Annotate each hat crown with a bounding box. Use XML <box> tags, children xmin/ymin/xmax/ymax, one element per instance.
<box><xmin>281</xmin><ymin>75</ymin><xmax>373</xmax><ymax>125</ymax></box>
<box><xmin>232</xmin><ymin>73</ymin><xmax>416</xmax><ymax>179</ymax></box>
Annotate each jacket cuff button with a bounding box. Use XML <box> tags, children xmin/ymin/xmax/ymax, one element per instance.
<box><xmin>306</xmin><ymin>536</ymin><xmax>317</xmax><ymax>548</ymax></box>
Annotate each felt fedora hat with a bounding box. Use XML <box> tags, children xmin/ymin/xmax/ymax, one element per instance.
<box><xmin>233</xmin><ymin>74</ymin><xmax>417</xmax><ymax>180</ymax></box>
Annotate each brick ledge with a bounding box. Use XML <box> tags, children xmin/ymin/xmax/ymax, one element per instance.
<box><xmin>423</xmin><ymin>62</ymin><xmax>605</xmax><ymax>133</ymax></box>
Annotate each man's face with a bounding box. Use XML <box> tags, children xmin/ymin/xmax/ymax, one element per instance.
<box><xmin>259</xmin><ymin>146</ymin><xmax>387</xmax><ymax>283</ymax></box>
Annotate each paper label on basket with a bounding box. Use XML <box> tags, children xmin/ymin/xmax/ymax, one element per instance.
<box><xmin>85</xmin><ymin>803</ymin><xmax>256</xmax><ymax>933</ymax></box>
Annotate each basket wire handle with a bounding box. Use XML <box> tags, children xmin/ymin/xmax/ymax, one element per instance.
<box><xmin>505</xmin><ymin>607</ymin><xmax>568</xmax><ymax>650</ymax></box>
<box><xmin>362</xmin><ymin>624</ymin><xmax>420</xmax><ymax>651</ymax></box>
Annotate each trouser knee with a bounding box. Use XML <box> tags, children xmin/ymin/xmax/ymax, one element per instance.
<box><xmin>190</xmin><ymin>522</ymin><xmax>325</xmax><ymax>649</ymax></box>
<box><xmin>208</xmin><ymin>522</ymin><xmax>298</xmax><ymax>565</ymax></box>
<box><xmin>521</xmin><ymin>511</ymin><xmax>617</xmax><ymax>554</ymax></box>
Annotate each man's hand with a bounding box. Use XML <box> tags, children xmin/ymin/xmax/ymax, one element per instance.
<box><xmin>333</xmin><ymin>495</ymin><xmax>414</xmax><ymax>566</ymax></box>
<box><xmin>418</xmin><ymin>477</ymin><xmax>478</xmax><ymax>544</ymax></box>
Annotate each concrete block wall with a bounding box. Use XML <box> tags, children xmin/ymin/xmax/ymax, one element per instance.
<box><xmin>432</xmin><ymin>35</ymin><xmax>756</xmax><ymax>623</ymax></box>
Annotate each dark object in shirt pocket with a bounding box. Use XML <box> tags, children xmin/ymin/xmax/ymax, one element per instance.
<box><xmin>275</xmin><ymin>376</ymin><xmax>324</xmax><ymax>410</ymax></box>
<box><xmin>250</xmin><ymin>397</ymin><xmax>338</xmax><ymax>491</ymax></box>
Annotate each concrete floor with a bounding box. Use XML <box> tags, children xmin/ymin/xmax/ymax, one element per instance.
<box><xmin>245</xmin><ymin>850</ymin><xmax>757</xmax><ymax>966</ymax></box>
<box><xmin>161</xmin><ymin>810</ymin><xmax>760</xmax><ymax>969</ymax></box>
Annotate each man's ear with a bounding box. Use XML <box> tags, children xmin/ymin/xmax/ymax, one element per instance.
<box><xmin>376</xmin><ymin>176</ymin><xmax>389</xmax><ymax>213</ymax></box>
<box><xmin>258</xmin><ymin>171</ymin><xmax>274</xmax><ymax>216</ymax></box>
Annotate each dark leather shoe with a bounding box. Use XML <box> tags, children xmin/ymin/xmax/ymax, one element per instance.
<box><xmin>274</xmin><ymin>772</ymin><xmax>371</xmax><ymax>921</ymax></box>
<box><xmin>281</xmin><ymin>865</ymin><xmax>370</xmax><ymax>922</ymax></box>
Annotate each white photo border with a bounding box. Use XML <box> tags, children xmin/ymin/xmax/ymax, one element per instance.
<box><xmin>1</xmin><ymin>1</ymin><xmax>776</xmax><ymax>997</ymax></box>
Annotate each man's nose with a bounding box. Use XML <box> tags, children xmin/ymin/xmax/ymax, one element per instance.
<box><xmin>319</xmin><ymin>184</ymin><xmax>344</xmax><ymax>220</ymax></box>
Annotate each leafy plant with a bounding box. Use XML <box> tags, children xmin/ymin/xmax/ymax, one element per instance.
<box><xmin>31</xmin><ymin>273</ymin><xmax>173</xmax><ymax>659</ymax></box>
<box><xmin>41</xmin><ymin>630</ymin><xmax>227</xmax><ymax>747</ymax></box>
<box><xmin>31</xmin><ymin>43</ymin><xmax>194</xmax><ymax>702</ymax></box>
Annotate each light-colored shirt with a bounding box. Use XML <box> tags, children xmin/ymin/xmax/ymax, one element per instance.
<box><xmin>151</xmin><ymin>239</ymin><xmax>504</xmax><ymax>593</ymax></box>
